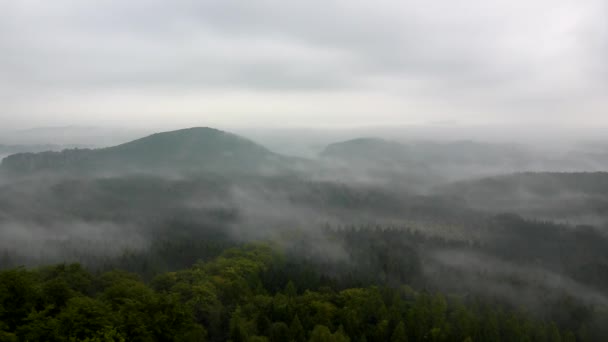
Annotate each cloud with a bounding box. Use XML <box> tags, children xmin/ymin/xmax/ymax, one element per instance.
<box><xmin>0</xmin><ymin>0</ymin><xmax>606</xmax><ymax>129</ymax></box>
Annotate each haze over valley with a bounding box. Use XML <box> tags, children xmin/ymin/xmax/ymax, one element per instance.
<box><xmin>1</xmin><ymin>1</ymin><xmax>607</xmax><ymax>341</ymax></box>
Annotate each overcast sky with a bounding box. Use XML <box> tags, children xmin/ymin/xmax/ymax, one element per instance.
<box><xmin>0</xmin><ymin>0</ymin><xmax>606</xmax><ymax>130</ymax></box>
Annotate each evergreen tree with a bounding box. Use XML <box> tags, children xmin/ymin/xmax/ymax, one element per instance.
<box><xmin>269</xmin><ymin>322</ymin><xmax>289</xmax><ymax>342</ymax></box>
<box><xmin>290</xmin><ymin>315</ymin><xmax>306</xmax><ymax>342</ymax></box>
<box><xmin>391</xmin><ymin>321</ymin><xmax>408</xmax><ymax>342</ymax></box>
<box><xmin>334</xmin><ymin>325</ymin><xmax>351</xmax><ymax>342</ymax></box>
<box><xmin>309</xmin><ymin>325</ymin><xmax>333</xmax><ymax>342</ymax></box>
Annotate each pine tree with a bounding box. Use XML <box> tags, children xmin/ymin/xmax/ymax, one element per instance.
<box><xmin>334</xmin><ymin>325</ymin><xmax>351</xmax><ymax>342</ymax></box>
<box><xmin>284</xmin><ymin>281</ymin><xmax>297</xmax><ymax>297</ymax></box>
<box><xmin>391</xmin><ymin>321</ymin><xmax>408</xmax><ymax>342</ymax></box>
<box><xmin>290</xmin><ymin>315</ymin><xmax>306</xmax><ymax>342</ymax></box>
<box><xmin>309</xmin><ymin>325</ymin><xmax>333</xmax><ymax>342</ymax></box>
<box><xmin>269</xmin><ymin>322</ymin><xmax>289</xmax><ymax>342</ymax></box>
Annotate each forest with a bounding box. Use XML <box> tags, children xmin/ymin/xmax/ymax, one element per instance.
<box><xmin>3</xmin><ymin>0</ymin><xmax>608</xmax><ymax>339</ymax></box>
<box><xmin>1</xmin><ymin>243</ymin><xmax>595</xmax><ymax>342</ymax></box>
<box><xmin>1</xmin><ymin>128</ymin><xmax>608</xmax><ymax>341</ymax></box>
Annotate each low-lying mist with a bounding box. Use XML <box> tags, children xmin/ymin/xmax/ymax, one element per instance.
<box><xmin>1</xmin><ymin>126</ymin><xmax>608</xmax><ymax>338</ymax></box>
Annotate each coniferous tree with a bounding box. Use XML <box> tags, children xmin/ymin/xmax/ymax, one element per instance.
<box><xmin>391</xmin><ymin>321</ymin><xmax>408</xmax><ymax>342</ymax></box>
<box><xmin>290</xmin><ymin>315</ymin><xmax>306</xmax><ymax>342</ymax></box>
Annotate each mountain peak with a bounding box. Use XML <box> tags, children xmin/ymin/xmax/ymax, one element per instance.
<box><xmin>150</xmin><ymin>126</ymin><xmax>223</xmax><ymax>136</ymax></box>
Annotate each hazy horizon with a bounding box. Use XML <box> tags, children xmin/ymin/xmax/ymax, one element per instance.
<box><xmin>2</xmin><ymin>3</ymin><xmax>608</xmax><ymax>339</ymax></box>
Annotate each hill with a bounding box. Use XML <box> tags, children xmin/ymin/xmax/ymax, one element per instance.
<box><xmin>438</xmin><ymin>172</ymin><xmax>608</xmax><ymax>224</ymax></box>
<box><xmin>0</xmin><ymin>127</ymin><xmax>287</xmax><ymax>176</ymax></box>
<box><xmin>321</xmin><ymin>138</ymin><xmax>530</xmax><ymax>166</ymax></box>
<box><xmin>319</xmin><ymin>137</ymin><xmax>536</xmax><ymax>188</ymax></box>
<box><xmin>320</xmin><ymin>138</ymin><xmax>410</xmax><ymax>165</ymax></box>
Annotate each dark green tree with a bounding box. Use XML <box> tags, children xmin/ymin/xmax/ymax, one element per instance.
<box><xmin>290</xmin><ymin>315</ymin><xmax>306</xmax><ymax>342</ymax></box>
<box><xmin>269</xmin><ymin>322</ymin><xmax>290</xmax><ymax>342</ymax></box>
<box><xmin>391</xmin><ymin>321</ymin><xmax>408</xmax><ymax>342</ymax></box>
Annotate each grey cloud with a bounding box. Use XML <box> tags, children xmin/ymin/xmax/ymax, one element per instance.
<box><xmin>0</xmin><ymin>1</ymin><xmax>362</xmax><ymax>91</ymax></box>
<box><xmin>0</xmin><ymin>0</ymin><xmax>605</xmax><ymax>127</ymax></box>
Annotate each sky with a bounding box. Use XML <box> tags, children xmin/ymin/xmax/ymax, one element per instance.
<box><xmin>0</xmin><ymin>0</ymin><xmax>606</xmax><ymax>131</ymax></box>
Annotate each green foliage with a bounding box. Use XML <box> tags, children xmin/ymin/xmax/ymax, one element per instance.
<box><xmin>391</xmin><ymin>321</ymin><xmax>407</xmax><ymax>342</ymax></box>
<box><xmin>0</xmin><ymin>244</ymin><xmax>597</xmax><ymax>342</ymax></box>
<box><xmin>268</xmin><ymin>322</ymin><xmax>289</xmax><ymax>342</ymax></box>
<box><xmin>308</xmin><ymin>325</ymin><xmax>333</xmax><ymax>342</ymax></box>
<box><xmin>0</xmin><ymin>268</ymin><xmax>40</xmax><ymax>331</ymax></box>
<box><xmin>290</xmin><ymin>315</ymin><xmax>306</xmax><ymax>342</ymax></box>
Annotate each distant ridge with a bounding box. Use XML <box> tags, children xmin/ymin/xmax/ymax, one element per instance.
<box><xmin>320</xmin><ymin>137</ymin><xmax>530</xmax><ymax>166</ymax></box>
<box><xmin>0</xmin><ymin>127</ymin><xmax>287</xmax><ymax>176</ymax></box>
<box><xmin>320</xmin><ymin>138</ymin><xmax>409</xmax><ymax>164</ymax></box>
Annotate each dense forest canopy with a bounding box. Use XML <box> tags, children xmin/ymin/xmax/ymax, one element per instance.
<box><xmin>3</xmin><ymin>244</ymin><xmax>602</xmax><ymax>342</ymax></box>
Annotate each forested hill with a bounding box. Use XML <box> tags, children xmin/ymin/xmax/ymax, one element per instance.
<box><xmin>321</xmin><ymin>138</ymin><xmax>410</xmax><ymax>165</ymax></box>
<box><xmin>320</xmin><ymin>138</ymin><xmax>530</xmax><ymax>167</ymax></box>
<box><xmin>438</xmin><ymin>172</ymin><xmax>608</xmax><ymax>224</ymax></box>
<box><xmin>0</xmin><ymin>127</ymin><xmax>289</xmax><ymax>176</ymax></box>
<box><xmin>318</xmin><ymin>138</ymin><xmax>540</xmax><ymax>187</ymax></box>
<box><xmin>443</xmin><ymin>172</ymin><xmax>608</xmax><ymax>196</ymax></box>
<box><xmin>2</xmin><ymin>129</ymin><xmax>608</xmax><ymax>340</ymax></box>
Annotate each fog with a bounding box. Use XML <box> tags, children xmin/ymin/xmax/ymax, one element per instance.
<box><xmin>1</xmin><ymin>124</ymin><xmax>608</xmax><ymax>342</ymax></box>
<box><xmin>0</xmin><ymin>220</ymin><xmax>149</xmax><ymax>266</ymax></box>
<box><xmin>1</xmin><ymin>1</ymin><xmax>607</xmax><ymax>339</ymax></box>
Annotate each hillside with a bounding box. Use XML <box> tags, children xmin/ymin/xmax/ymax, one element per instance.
<box><xmin>321</xmin><ymin>138</ymin><xmax>530</xmax><ymax>165</ymax></box>
<box><xmin>321</xmin><ymin>138</ymin><xmax>410</xmax><ymax>164</ymax></box>
<box><xmin>438</xmin><ymin>172</ymin><xmax>608</xmax><ymax>224</ymax></box>
<box><xmin>2</xmin><ymin>135</ymin><xmax>608</xmax><ymax>340</ymax></box>
<box><xmin>318</xmin><ymin>137</ymin><xmax>538</xmax><ymax>189</ymax></box>
<box><xmin>0</xmin><ymin>127</ymin><xmax>288</xmax><ymax>176</ymax></box>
